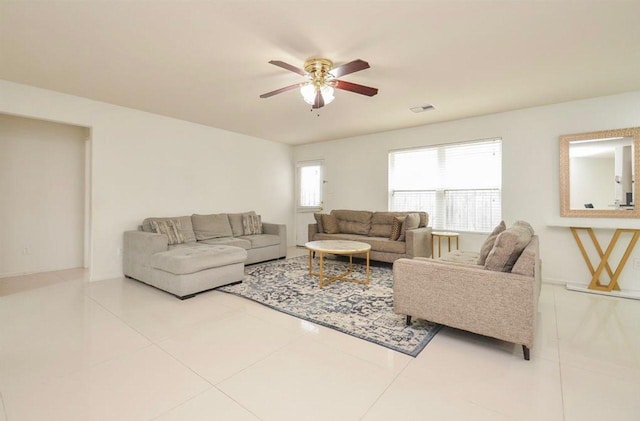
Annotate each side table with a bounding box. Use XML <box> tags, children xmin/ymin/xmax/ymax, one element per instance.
<box><xmin>432</xmin><ymin>231</ymin><xmax>459</xmax><ymax>258</ymax></box>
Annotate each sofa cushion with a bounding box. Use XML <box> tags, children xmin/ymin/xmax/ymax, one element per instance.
<box><xmin>477</xmin><ymin>221</ymin><xmax>506</xmax><ymax>265</ymax></box>
<box><xmin>322</xmin><ymin>214</ymin><xmax>340</xmax><ymax>234</ymax></box>
<box><xmin>150</xmin><ymin>219</ymin><xmax>185</xmax><ymax>245</ymax></box>
<box><xmin>390</xmin><ymin>216</ymin><xmax>405</xmax><ymax>241</ymax></box>
<box><xmin>238</xmin><ymin>234</ymin><xmax>280</xmax><ymax>248</ymax></box>
<box><xmin>200</xmin><ymin>237</ymin><xmax>252</xmax><ymax>250</ymax></box>
<box><xmin>439</xmin><ymin>250</ymin><xmax>482</xmax><ymax>265</ymax></box>
<box><xmin>314</xmin><ymin>213</ymin><xmax>325</xmax><ymax>234</ymax></box>
<box><xmin>370</xmin><ymin>211</ymin><xmax>427</xmax><ymax>237</ymax></box>
<box><xmin>142</xmin><ymin>216</ymin><xmax>196</xmax><ymax>243</ymax></box>
<box><xmin>228</xmin><ymin>211</ymin><xmax>256</xmax><ymax>237</ymax></box>
<box><xmin>151</xmin><ymin>245</ymin><xmax>247</xmax><ymax>275</ymax></box>
<box><xmin>484</xmin><ymin>221</ymin><xmax>534</xmax><ymax>272</ymax></box>
<box><xmin>331</xmin><ymin>210</ymin><xmax>372</xmax><ymax>235</ymax></box>
<box><xmin>313</xmin><ymin>233</ymin><xmax>406</xmax><ymax>254</ymax></box>
<box><xmin>512</xmin><ymin>235</ymin><xmax>538</xmax><ymax>277</ymax></box>
<box><xmin>398</xmin><ymin>213</ymin><xmax>420</xmax><ymax>241</ymax></box>
<box><xmin>242</xmin><ymin>214</ymin><xmax>263</xmax><ymax>235</ymax></box>
<box><xmin>192</xmin><ymin>213</ymin><xmax>234</xmax><ymax>240</ymax></box>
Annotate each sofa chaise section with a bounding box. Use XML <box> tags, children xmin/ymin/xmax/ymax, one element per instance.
<box><xmin>123</xmin><ymin>212</ymin><xmax>286</xmax><ymax>298</ymax></box>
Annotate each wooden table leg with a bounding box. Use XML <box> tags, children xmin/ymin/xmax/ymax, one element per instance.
<box><xmin>571</xmin><ymin>227</ymin><xmax>640</xmax><ymax>292</ymax></box>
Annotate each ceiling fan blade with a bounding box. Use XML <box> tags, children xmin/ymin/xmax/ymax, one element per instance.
<box><xmin>328</xmin><ymin>59</ymin><xmax>370</xmax><ymax>78</ymax></box>
<box><xmin>268</xmin><ymin>60</ymin><xmax>306</xmax><ymax>76</ymax></box>
<box><xmin>312</xmin><ymin>90</ymin><xmax>325</xmax><ymax>109</ymax></box>
<box><xmin>260</xmin><ymin>83</ymin><xmax>301</xmax><ymax>98</ymax></box>
<box><xmin>334</xmin><ymin>80</ymin><xmax>378</xmax><ymax>97</ymax></box>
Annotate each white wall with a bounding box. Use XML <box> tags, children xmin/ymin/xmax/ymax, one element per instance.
<box><xmin>0</xmin><ymin>114</ymin><xmax>87</xmax><ymax>276</ymax></box>
<box><xmin>0</xmin><ymin>80</ymin><xmax>294</xmax><ymax>281</ymax></box>
<box><xmin>294</xmin><ymin>90</ymin><xmax>640</xmax><ymax>291</ymax></box>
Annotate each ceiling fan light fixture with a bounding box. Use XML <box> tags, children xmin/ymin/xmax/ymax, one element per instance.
<box><xmin>301</xmin><ymin>84</ymin><xmax>335</xmax><ymax>105</ymax></box>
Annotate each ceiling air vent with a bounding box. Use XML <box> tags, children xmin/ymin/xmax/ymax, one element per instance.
<box><xmin>410</xmin><ymin>104</ymin><xmax>435</xmax><ymax>113</ymax></box>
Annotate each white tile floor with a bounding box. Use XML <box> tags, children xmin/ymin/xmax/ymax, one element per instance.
<box><xmin>1</xmin><ymin>248</ymin><xmax>639</xmax><ymax>420</ymax></box>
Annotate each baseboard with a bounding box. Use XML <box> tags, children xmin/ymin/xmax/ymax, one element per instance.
<box><xmin>541</xmin><ymin>277</ymin><xmax>567</xmax><ymax>286</ymax></box>
<box><xmin>565</xmin><ymin>283</ymin><xmax>640</xmax><ymax>300</ymax></box>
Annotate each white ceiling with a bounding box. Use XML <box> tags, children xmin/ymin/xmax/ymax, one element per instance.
<box><xmin>2</xmin><ymin>1</ymin><xmax>640</xmax><ymax>145</ymax></box>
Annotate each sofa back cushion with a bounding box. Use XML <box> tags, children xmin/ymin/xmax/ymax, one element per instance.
<box><xmin>370</xmin><ymin>211</ymin><xmax>428</xmax><ymax>237</ymax></box>
<box><xmin>228</xmin><ymin>211</ymin><xmax>257</xmax><ymax>237</ymax></box>
<box><xmin>142</xmin><ymin>216</ymin><xmax>196</xmax><ymax>243</ymax></box>
<box><xmin>331</xmin><ymin>210</ymin><xmax>373</xmax><ymax>235</ymax></box>
<box><xmin>192</xmin><ymin>213</ymin><xmax>233</xmax><ymax>240</ymax></box>
<box><xmin>484</xmin><ymin>221</ymin><xmax>534</xmax><ymax>272</ymax></box>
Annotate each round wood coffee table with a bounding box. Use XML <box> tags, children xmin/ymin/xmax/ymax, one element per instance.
<box><xmin>305</xmin><ymin>240</ymin><xmax>371</xmax><ymax>287</ymax></box>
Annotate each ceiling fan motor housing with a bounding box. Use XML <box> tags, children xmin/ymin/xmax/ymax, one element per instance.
<box><xmin>304</xmin><ymin>58</ymin><xmax>334</xmax><ymax>88</ymax></box>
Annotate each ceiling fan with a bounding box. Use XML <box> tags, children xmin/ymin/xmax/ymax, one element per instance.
<box><xmin>260</xmin><ymin>58</ymin><xmax>378</xmax><ymax>109</ymax></box>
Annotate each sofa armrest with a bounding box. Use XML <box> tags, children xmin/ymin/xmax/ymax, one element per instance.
<box><xmin>406</xmin><ymin>227</ymin><xmax>432</xmax><ymax>258</ymax></box>
<box><xmin>308</xmin><ymin>223</ymin><xmax>319</xmax><ymax>242</ymax></box>
<box><xmin>393</xmin><ymin>258</ymin><xmax>537</xmax><ymax>348</ymax></box>
<box><xmin>262</xmin><ymin>222</ymin><xmax>287</xmax><ymax>258</ymax></box>
<box><xmin>123</xmin><ymin>230</ymin><xmax>168</xmax><ymax>279</ymax></box>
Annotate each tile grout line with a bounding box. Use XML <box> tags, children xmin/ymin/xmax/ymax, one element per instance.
<box><xmin>552</xmin><ymin>286</ymin><xmax>567</xmax><ymax>421</ymax></box>
<box><xmin>83</xmin><ymin>285</ymin><xmax>268</xmax><ymax>420</ymax></box>
<box><xmin>0</xmin><ymin>390</ymin><xmax>7</xmax><ymax>421</ymax></box>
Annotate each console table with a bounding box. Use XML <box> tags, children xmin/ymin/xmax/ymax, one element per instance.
<box><xmin>569</xmin><ymin>227</ymin><xmax>640</xmax><ymax>292</ymax></box>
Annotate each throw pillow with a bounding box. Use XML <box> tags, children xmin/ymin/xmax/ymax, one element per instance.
<box><xmin>228</xmin><ymin>211</ymin><xmax>256</xmax><ymax>237</ymax></box>
<box><xmin>398</xmin><ymin>213</ymin><xmax>420</xmax><ymax>241</ymax></box>
<box><xmin>389</xmin><ymin>216</ymin><xmax>405</xmax><ymax>241</ymax></box>
<box><xmin>321</xmin><ymin>214</ymin><xmax>340</xmax><ymax>234</ymax></box>
<box><xmin>242</xmin><ymin>214</ymin><xmax>263</xmax><ymax>235</ymax></box>
<box><xmin>477</xmin><ymin>220</ymin><xmax>506</xmax><ymax>265</ymax></box>
<box><xmin>150</xmin><ymin>219</ymin><xmax>185</xmax><ymax>245</ymax></box>
<box><xmin>484</xmin><ymin>222</ymin><xmax>534</xmax><ymax>272</ymax></box>
<box><xmin>314</xmin><ymin>213</ymin><xmax>326</xmax><ymax>234</ymax></box>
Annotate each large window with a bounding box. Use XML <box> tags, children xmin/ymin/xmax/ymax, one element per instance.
<box><xmin>389</xmin><ymin>139</ymin><xmax>502</xmax><ymax>232</ymax></box>
<box><xmin>296</xmin><ymin>160</ymin><xmax>323</xmax><ymax>211</ymax></box>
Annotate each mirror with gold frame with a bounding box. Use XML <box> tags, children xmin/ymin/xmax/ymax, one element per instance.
<box><xmin>560</xmin><ymin>127</ymin><xmax>640</xmax><ymax>218</ymax></box>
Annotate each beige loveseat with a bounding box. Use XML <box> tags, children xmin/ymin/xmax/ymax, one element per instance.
<box><xmin>308</xmin><ymin>210</ymin><xmax>432</xmax><ymax>263</ymax></box>
<box><xmin>123</xmin><ymin>212</ymin><xmax>286</xmax><ymax>299</ymax></box>
<box><xmin>393</xmin><ymin>221</ymin><xmax>541</xmax><ymax>360</ymax></box>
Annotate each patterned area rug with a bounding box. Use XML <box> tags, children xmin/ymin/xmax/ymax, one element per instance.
<box><xmin>219</xmin><ymin>255</ymin><xmax>441</xmax><ymax>357</ymax></box>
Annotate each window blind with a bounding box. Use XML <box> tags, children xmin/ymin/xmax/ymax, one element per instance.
<box><xmin>389</xmin><ymin>139</ymin><xmax>502</xmax><ymax>232</ymax></box>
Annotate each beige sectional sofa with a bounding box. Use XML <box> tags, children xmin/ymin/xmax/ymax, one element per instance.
<box><xmin>308</xmin><ymin>210</ymin><xmax>432</xmax><ymax>262</ymax></box>
<box><xmin>123</xmin><ymin>212</ymin><xmax>286</xmax><ymax>299</ymax></box>
<box><xmin>393</xmin><ymin>221</ymin><xmax>541</xmax><ymax>360</ymax></box>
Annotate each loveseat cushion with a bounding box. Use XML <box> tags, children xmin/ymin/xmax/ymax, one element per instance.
<box><xmin>369</xmin><ymin>211</ymin><xmax>428</xmax><ymax>238</ymax></box>
<box><xmin>331</xmin><ymin>210</ymin><xmax>373</xmax><ymax>235</ymax></box>
<box><xmin>398</xmin><ymin>213</ymin><xmax>420</xmax><ymax>241</ymax></box>
<box><xmin>477</xmin><ymin>221</ymin><xmax>506</xmax><ymax>265</ymax></box>
<box><xmin>151</xmin><ymin>245</ymin><xmax>247</xmax><ymax>275</ymax></box>
<box><xmin>142</xmin><ymin>216</ymin><xmax>196</xmax><ymax>243</ymax></box>
<box><xmin>228</xmin><ymin>211</ymin><xmax>256</xmax><ymax>237</ymax></box>
<box><xmin>313</xmin><ymin>233</ymin><xmax>406</xmax><ymax>254</ymax></box>
<box><xmin>200</xmin><ymin>237</ymin><xmax>252</xmax><ymax>250</ymax></box>
<box><xmin>484</xmin><ymin>221</ymin><xmax>534</xmax><ymax>272</ymax></box>
<box><xmin>192</xmin><ymin>213</ymin><xmax>233</xmax><ymax>240</ymax></box>
<box><xmin>237</xmin><ymin>234</ymin><xmax>280</xmax><ymax>249</ymax></box>
<box><xmin>511</xmin><ymin>235</ymin><xmax>538</xmax><ymax>277</ymax></box>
